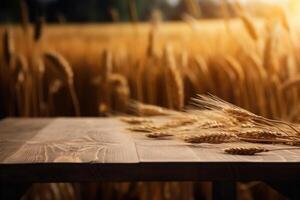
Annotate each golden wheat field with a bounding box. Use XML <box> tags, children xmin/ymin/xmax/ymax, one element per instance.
<box><xmin>1</xmin><ymin>2</ymin><xmax>300</xmax><ymax>200</ymax></box>
<box><xmin>1</xmin><ymin>16</ymin><xmax>300</xmax><ymax>121</ymax></box>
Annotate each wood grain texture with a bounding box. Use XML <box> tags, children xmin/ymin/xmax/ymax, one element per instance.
<box><xmin>1</xmin><ymin>118</ymin><xmax>300</xmax><ymax>182</ymax></box>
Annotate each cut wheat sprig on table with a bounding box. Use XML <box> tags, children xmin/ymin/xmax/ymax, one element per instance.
<box><xmin>224</xmin><ymin>145</ymin><xmax>300</xmax><ymax>156</ymax></box>
<box><xmin>182</xmin><ymin>132</ymin><xmax>238</xmax><ymax>144</ymax></box>
<box><xmin>224</xmin><ymin>146</ymin><xmax>268</xmax><ymax>155</ymax></box>
<box><xmin>124</xmin><ymin>95</ymin><xmax>300</xmax><ymax>154</ymax></box>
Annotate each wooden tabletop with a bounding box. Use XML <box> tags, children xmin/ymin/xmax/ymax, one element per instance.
<box><xmin>0</xmin><ymin>118</ymin><xmax>300</xmax><ymax>183</ymax></box>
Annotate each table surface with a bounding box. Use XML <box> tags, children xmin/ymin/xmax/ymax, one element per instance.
<box><xmin>1</xmin><ymin>118</ymin><xmax>300</xmax><ymax>182</ymax></box>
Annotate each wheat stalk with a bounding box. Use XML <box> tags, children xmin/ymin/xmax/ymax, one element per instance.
<box><xmin>164</xmin><ymin>45</ymin><xmax>184</xmax><ymax>110</ymax></box>
<box><xmin>34</xmin><ymin>16</ymin><xmax>45</xmax><ymax>42</ymax></box>
<box><xmin>33</xmin><ymin>57</ymin><xmax>47</xmax><ymax>115</ymax></box>
<box><xmin>11</xmin><ymin>54</ymin><xmax>30</xmax><ymax>116</ymax></box>
<box><xmin>3</xmin><ymin>28</ymin><xmax>15</xmax><ymax>67</ymax></box>
<box><xmin>97</xmin><ymin>50</ymin><xmax>114</xmax><ymax>115</ymax></box>
<box><xmin>20</xmin><ymin>0</ymin><xmax>29</xmax><ymax>34</ymax></box>
<box><xmin>220</xmin><ymin>0</ymin><xmax>231</xmax><ymax>35</ymax></box>
<box><xmin>278</xmin><ymin>7</ymin><xmax>290</xmax><ymax>32</ymax></box>
<box><xmin>194</xmin><ymin>56</ymin><xmax>215</xmax><ymax>92</ymax></box>
<box><xmin>127</xmin><ymin>0</ymin><xmax>138</xmax><ymax>22</ymax></box>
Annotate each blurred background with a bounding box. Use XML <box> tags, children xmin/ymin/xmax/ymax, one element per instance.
<box><xmin>0</xmin><ymin>0</ymin><xmax>297</xmax><ymax>23</ymax></box>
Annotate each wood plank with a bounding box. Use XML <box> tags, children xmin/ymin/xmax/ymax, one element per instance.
<box><xmin>1</xmin><ymin>118</ymin><xmax>139</xmax><ymax>164</ymax></box>
<box><xmin>0</xmin><ymin>118</ymin><xmax>53</xmax><ymax>162</ymax></box>
<box><xmin>133</xmin><ymin>134</ymin><xmax>200</xmax><ymax>162</ymax></box>
<box><xmin>1</xmin><ymin>118</ymin><xmax>300</xmax><ymax>183</ymax></box>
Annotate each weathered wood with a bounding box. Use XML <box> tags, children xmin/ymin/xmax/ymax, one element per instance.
<box><xmin>0</xmin><ymin>118</ymin><xmax>300</xmax><ymax>183</ymax></box>
<box><xmin>0</xmin><ymin>118</ymin><xmax>139</xmax><ymax>164</ymax></box>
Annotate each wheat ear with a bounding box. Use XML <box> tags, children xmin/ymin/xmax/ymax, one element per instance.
<box><xmin>12</xmin><ymin>54</ymin><xmax>29</xmax><ymax>116</ymax></box>
<box><xmin>146</xmin><ymin>131</ymin><xmax>173</xmax><ymax>138</ymax></box>
<box><xmin>182</xmin><ymin>132</ymin><xmax>237</xmax><ymax>144</ymax></box>
<box><xmin>224</xmin><ymin>147</ymin><xmax>268</xmax><ymax>155</ymax></box>
<box><xmin>192</xmin><ymin>95</ymin><xmax>300</xmax><ymax>135</ymax></box>
<box><xmin>44</xmin><ymin>51</ymin><xmax>80</xmax><ymax>116</ymax></box>
<box><xmin>239</xmin><ymin>13</ymin><xmax>258</xmax><ymax>41</ymax></box>
<box><xmin>109</xmin><ymin>74</ymin><xmax>130</xmax><ymax>112</ymax></box>
<box><xmin>236</xmin><ymin>129</ymin><xmax>287</xmax><ymax>139</ymax></box>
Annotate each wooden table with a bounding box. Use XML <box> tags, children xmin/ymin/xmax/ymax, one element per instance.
<box><xmin>1</xmin><ymin>118</ymin><xmax>300</xmax><ymax>199</ymax></box>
